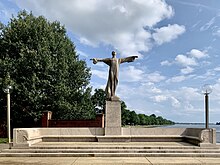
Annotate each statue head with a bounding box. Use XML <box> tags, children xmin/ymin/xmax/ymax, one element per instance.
<box><xmin>112</xmin><ymin>51</ymin><xmax>116</xmax><ymax>58</ymax></box>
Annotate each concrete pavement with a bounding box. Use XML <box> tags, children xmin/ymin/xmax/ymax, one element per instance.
<box><xmin>0</xmin><ymin>144</ymin><xmax>8</xmax><ymax>151</ymax></box>
<box><xmin>0</xmin><ymin>156</ymin><xmax>220</xmax><ymax>164</ymax></box>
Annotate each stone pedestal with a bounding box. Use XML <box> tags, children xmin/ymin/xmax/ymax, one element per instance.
<box><xmin>105</xmin><ymin>100</ymin><xmax>121</xmax><ymax>135</ymax></box>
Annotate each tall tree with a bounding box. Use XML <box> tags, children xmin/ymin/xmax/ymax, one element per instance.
<box><xmin>91</xmin><ymin>89</ymin><xmax>106</xmax><ymax>113</ymax></box>
<box><xmin>0</xmin><ymin>11</ymin><xmax>95</xmax><ymax>128</ymax></box>
<box><xmin>121</xmin><ymin>101</ymin><xmax>130</xmax><ymax>126</ymax></box>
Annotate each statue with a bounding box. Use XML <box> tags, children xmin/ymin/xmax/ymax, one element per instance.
<box><xmin>91</xmin><ymin>51</ymin><xmax>138</xmax><ymax>101</ymax></box>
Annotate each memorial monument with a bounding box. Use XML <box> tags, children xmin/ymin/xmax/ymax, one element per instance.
<box><xmin>11</xmin><ymin>52</ymin><xmax>217</xmax><ymax>150</ymax></box>
<box><xmin>91</xmin><ymin>51</ymin><xmax>138</xmax><ymax>135</ymax></box>
<box><xmin>91</xmin><ymin>51</ymin><xmax>138</xmax><ymax>101</ymax></box>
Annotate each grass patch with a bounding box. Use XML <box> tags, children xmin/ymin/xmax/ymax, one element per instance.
<box><xmin>0</xmin><ymin>138</ymin><xmax>8</xmax><ymax>143</ymax></box>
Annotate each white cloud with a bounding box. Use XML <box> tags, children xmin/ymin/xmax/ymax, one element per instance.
<box><xmin>214</xmin><ymin>66</ymin><xmax>220</xmax><ymax>71</ymax></box>
<box><xmin>14</xmin><ymin>0</ymin><xmax>179</xmax><ymax>57</ymax></box>
<box><xmin>153</xmin><ymin>95</ymin><xmax>167</xmax><ymax>102</ymax></box>
<box><xmin>151</xmin><ymin>86</ymin><xmax>162</xmax><ymax>94</ymax></box>
<box><xmin>160</xmin><ymin>60</ymin><xmax>173</xmax><ymax>66</ymax></box>
<box><xmin>184</xmin><ymin>102</ymin><xmax>194</xmax><ymax>111</ymax></box>
<box><xmin>181</xmin><ymin>66</ymin><xmax>194</xmax><ymax>74</ymax></box>
<box><xmin>175</xmin><ymin>54</ymin><xmax>197</xmax><ymax>66</ymax></box>
<box><xmin>167</xmin><ymin>74</ymin><xmax>196</xmax><ymax>83</ymax></box>
<box><xmin>120</xmin><ymin>66</ymin><xmax>144</xmax><ymax>82</ymax></box>
<box><xmin>146</xmin><ymin>72</ymin><xmax>166</xmax><ymax>83</ymax></box>
<box><xmin>200</xmin><ymin>17</ymin><xmax>216</xmax><ymax>31</ymax></box>
<box><xmin>91</xmin><ymin>69</ymin><xmax>108</xmax><ymax>80</ymax></box>
<box><xmin>161</xmin><ymin>48</ymin><xmax>208</xmax><ymax>73</ymax></box>
<box><xmin>77</xmin><ymin>50</ymin><xmax>89</xmax><ymax>58</ymax></box>
<box><xmin>188</xmin><ymin>49</ymin><xmax>208</xmax><ymax>59</ymax></box>
<box><xmin>141</xmin><ymin>82</ymin><xmax>162</xmax><ymax>94</ymax></box>
<box><xmin>0</xmin><ymin>1</ymin><xmax>17</xmax><ymax>23</ymax></box>
<box><xmin>212</xmin><ymin>80</ymin><xmax>220</xmax><ymax>100</ymax></box>
<box><xmin>213</xmin><ymin>28</ymin><xmax>220</xmax><ymax>37</ymax></box>
<box><xmin>179</xmin><ymin>87</ymin><xmax>201</xmax><ymax>100</ymax></box>
<box><xmin>152</xmin><ymin>24</ymin><xmax>186</xmax><ymax>45</ymax></box>
<box><xmin>170</xmin><ymin>96</ymin><xmax>181</xmax><ymax>108</ymax></box>
<box><xmin>167</xmin><ymin>75</ymin><xmax>187</xmax><ymax>83</ymax></box>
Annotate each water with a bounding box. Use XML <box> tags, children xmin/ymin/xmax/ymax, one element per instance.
<box><xmin>162</xmin><ymin>124</ymin><xmax>220</xmax><ymax>143</ymax></box>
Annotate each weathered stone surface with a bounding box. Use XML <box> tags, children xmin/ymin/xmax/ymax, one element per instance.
<box><xmin>13</xmin><ymin>128</ymin><xmax>104</xmax><ymax>147</ymax></box>
<box><xmin>105</xmin><ymin>100</ymin><xmax>121</xmax><ymax>135</ymax></box>
<box><xmin>13</xmin><ymin>127</ymin><xmax>217</xmax><ymax>148</ymax></box>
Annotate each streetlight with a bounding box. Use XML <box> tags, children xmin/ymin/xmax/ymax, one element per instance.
<box><xmin>3</xmin><ymin>85</ymin><xmax>13</xmax><ymax>149</ymax></box>
<box><xmin>201</xmin><ymin>84</ymin><xmax>212</xmax><ymax>129</ymax></box>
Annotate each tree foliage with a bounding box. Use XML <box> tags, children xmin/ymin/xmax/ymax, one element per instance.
<box><xmin>91</xmin><ymin>88</ymin><xmax>106</xmax><ymax>113</ymax></box>
<box><xmin>122</xmin><ymin>108</ymin><xmax>174</xmax><ymax>126</ymax></box>
<box><xmin>121</xmin><ymin>102</ymin><xmax>174</xmax><ymax>126</ymax></box>
<box><xmin>0</xmin><ymin>11</ymin><xmax>95</xmax><ymax>127</ymax></box>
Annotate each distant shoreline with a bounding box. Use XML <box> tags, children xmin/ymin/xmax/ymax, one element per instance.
<box><xmin>174</xmin><ymin>123</ymin><xmax>216</xmax><ymax>125</ymax></box>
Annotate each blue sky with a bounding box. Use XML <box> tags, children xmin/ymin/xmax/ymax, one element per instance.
<box><xmin>1</xmin><ymin>0</ymin><xmax>220</xmax><ymax>123</ymax></box>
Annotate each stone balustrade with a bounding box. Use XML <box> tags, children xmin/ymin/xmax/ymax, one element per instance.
<box><xmin>13</xmin><ymin>127</ymin><xmax>216</xmax><ymax>148</ymax></box>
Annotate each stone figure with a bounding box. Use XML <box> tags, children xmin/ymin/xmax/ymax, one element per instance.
<box><xmin>91</xmin><ymin>51</ymin><xmax>138</xmax><ymax>101</ymax></box>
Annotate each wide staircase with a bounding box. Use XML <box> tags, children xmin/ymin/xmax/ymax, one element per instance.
<box><xmin>1</xmin><ymin>141</ymin><xmax>220</xmax><ymax>157</ymax></box>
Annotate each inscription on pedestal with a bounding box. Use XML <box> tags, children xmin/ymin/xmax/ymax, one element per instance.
<box><xmin>105</xmin><ymin>100</ymin><xmax>121</xmax><ymax>135</ymax></box>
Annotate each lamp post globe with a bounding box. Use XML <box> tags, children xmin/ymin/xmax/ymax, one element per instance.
<box><xmin>3</xmin><ymin>85</ymin><xmax>13</xmax><ymax>94</ymax></box>
<box><xmin>201</xmin><ymin>84</ymin><xmax>212</xmax><ymax>95</ymax></box>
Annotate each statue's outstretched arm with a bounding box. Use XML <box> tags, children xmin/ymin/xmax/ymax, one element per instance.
<box><xmin>120</xmin><ymin>56</ymin><xmax>138</xmax><ymax>64</ymax></box>
<box><xmin>90</xmin><ymin>58</ymin><xmax>111</xmax><ymax>66</ymax></box>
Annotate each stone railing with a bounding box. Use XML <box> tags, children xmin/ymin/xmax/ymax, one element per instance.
<box><xmin>13</xmin><ymin>127</ymin><xmax>216</xmax><ymax>148</ymax></box>
<box><xmin>13</xmin><ymin>128</ymin><xmax>104</xmax><ymax>148</ymax></box>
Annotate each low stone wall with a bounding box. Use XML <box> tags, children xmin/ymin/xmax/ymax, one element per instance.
<box><xmin>121</xmin><ymin>127</ymin><xmax>216</xmax><ymax>147</ymax></box>
<box><xmin>13</xmin><ymin>127</ymin><xmax>216</xmax><ymax>148</ymax></box>
<box><xmin>122</xmin><ymin>127</ymin><xmax>186</xmax><ymax>135</ymax></box>
<box><xmin>13</xmin><ymin>128</ymin><xmax>104</xmax><ymax>148</ymax></box>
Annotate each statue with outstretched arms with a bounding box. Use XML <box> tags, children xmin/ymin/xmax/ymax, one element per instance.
<box><xmin>91</xmin><ymin>51</ymin><xmax>138</xmax><ymax>101</ymax></box>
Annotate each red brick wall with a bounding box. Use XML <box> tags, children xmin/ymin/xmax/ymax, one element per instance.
<box><xmin>42</xmin><ymin>111</ymin><xmax>104</xmax><ymax>128</ymax></box>
<box><xmin>41</xmin><ymin>111</ymin><xmax>52</xmax><ymax>127</ymax></box>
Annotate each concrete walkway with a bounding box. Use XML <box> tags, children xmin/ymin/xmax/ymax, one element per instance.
<box><xmin>0</xmin><ymin>144</ymin><xmax>8</xmax><ymax>152</ymax></box>
<box><xmin>0</xmin><ymin>157</ymin><xmax>220</xmax><ymax>164</ymax></box>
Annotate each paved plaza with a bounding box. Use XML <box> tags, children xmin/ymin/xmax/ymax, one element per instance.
<box><xmin>0</xmin><ymin>156</ymin><xmax>220</xmax><ymax>164</ymax></box>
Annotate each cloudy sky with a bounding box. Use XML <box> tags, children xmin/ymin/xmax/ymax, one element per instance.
<box><xmin>1</xmin><ymin>0</ymin><xmax>220</xmax><ymax>123</ymax></box>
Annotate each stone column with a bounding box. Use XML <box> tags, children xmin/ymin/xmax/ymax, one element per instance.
<box><xmin>105</xmin><ymin>100</ymin><xmax>121</xmax><ymax>135</ymax></box>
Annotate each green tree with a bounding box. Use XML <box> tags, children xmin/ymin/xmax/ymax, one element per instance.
<box><xmin>129</xmin><ymin>111</ymin><xmax>139</xmax><ymax>125</ymax></box>
<box><xmin>0</xmin><ymin>11</ymin><xmax>95</xmax><ymax>127</ymax></box>
<box><xmin>121</xmin><ymin>101</ymin><xmax>130</xmax><ymax>126</ymax></box>
<box><xmin>91</xmin><ymin>88</ymin><xmax>106</xmax><ymax>113</ymax></box>
<box><xmin>138</xmin><ymin>114</ymin><xmax>146</xmax><ymax>125</ymax></box>
<box><xmin>0</xmin><ymin>22</ymin><xmax>4</xmax><ymax>30</ymax></box>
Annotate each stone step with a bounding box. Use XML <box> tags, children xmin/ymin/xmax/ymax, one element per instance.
<box><xmin>29</xmin><ymin>141</ymin><xmax>199</xmax><ymax>150</ymax></box>
<box><xmin>30</xmin><ymin>145</ymin><xmax>199</xmax><ymax>149</ymax></box>
<box><xmin>2</xmin><ymin>142</ymin><xmax>219</xmax><ymax>157</ymax></box>
<box><xmin>1</xmin><ymin>152</ymin><xmax>220</xmax><ymax>157</ymax></box>
<box><xmin>2</xmin><ymin>148</ymin><xmax>220</xmax><ymax>154</ymax></box>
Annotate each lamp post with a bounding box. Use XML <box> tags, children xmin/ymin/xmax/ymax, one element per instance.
<box><xmin>201</xmin><ymin>84</ymin><xmax>212</xmax><ymax>129</ymax></box>
<box><xmin>3</xmin><ymin>85</ymin><xmax>13</xmax><ymax>148</ymax></box>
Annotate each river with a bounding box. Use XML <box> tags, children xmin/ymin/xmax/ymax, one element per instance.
<box><xmin>161</xmin><ymin>124</ymin><xmax>220</xmax><ymax>143</ymax></box>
